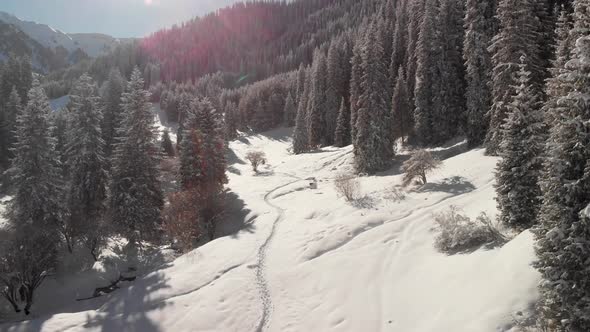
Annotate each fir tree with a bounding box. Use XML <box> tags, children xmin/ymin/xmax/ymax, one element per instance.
<box><xmin>65</xmin><ymin>73</ymin><xmax>108</xmax><ymax>257</ymax></box>
<box><xmin>307</xmin><ymin>50</ymin><xmax>328</xmax><ymax>149</ymax></box>
<box><xmin>389</xmin><ymin>0</ymin><xmax>408</xmax><ymax>89</ymax></box>
<box><xmin>292</xmin><ymin>77</ymin><xmax>309</xmax><ymax>154</ymax></box>
<box><xmin>162</xmin><ymin>129</ymin><xmax>175</xmax><ymax>157</ymax></box>
<box><xmin>392</xmin><ymin>68</ymin><xmax>411</xmax><ymax>144</ymax></box>
<box><xmin>463</xmin><ymin>0</ymin><xmax>494</xmax><ymax>147</ymax></box>
<box><xmin>283</xmin><ymin>92</ymin><xmax>297</xmax><ymax>127</ymax></box>
<box><xmin>295</xmin><ymin>64</ymin><xmax>306</xmax><ymax>106</ymax></box>
<box><xmin>534</xmin><ymin>13</ymin><xmax>590</xmax><ymax>330</ymax></box>
<box><xmin>413</xmin><ymin>0</ymin><xmax>440</xmax><ymax>146</ymax></box>
<box><xmin>224</xmin><ymin>101</ymin><xmax>238</xmax><ymax>140</ymax></box>
<box><xmin>110</xmin><ymin>68</ymin><xmax>163</xmax><ymax>246</ymax></box>
<box><xmin>495</xmin><ymin>62</ymin><xmax>543</xmax><ymax>229</ymax></box>
<box><xmin>101</xmin><ymin>69</ymin><xmax>125</xmax><ymax>164</ymax></box>
<box><xmin>349</xmin><ymin>37</ymin><xmax>364</xmax><ymax>146</ymax></box>
<box><xmin>0</xmin><ymin>87</ymin><xmax>21</xmax><ymax>169</ymax></box>
<box><xmin>334</xmin><ymin>98</ymin><xmax>350</xmax><ymax>148</ymax></box>
<box><xmin>354</xmin><ymin>20</ymin><xmax>394</xmax><ymax>174</ymax></box>
<box><xmin>485</xmin><ymin>0</ymin><xmax>543</xmax><ymax>155</ymax></box>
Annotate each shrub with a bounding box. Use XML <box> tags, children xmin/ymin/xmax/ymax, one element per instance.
<box><xmin>245</xmin><ymin>150</ymin><xmax>267</xmax><ymax>173</ymax></box>
<box><xmin>434</xmin><ymin>206</ymin><xmax>507</xmax><ymax>254</ymax></box>
<box><xmin>402</xmin><ymin>149</ymin><xmax>442</xmax><ymax>187</ymax></box>
<box><xmin>334</xmin><ymin>173</ymin><xmax>361</xmax><ymax>202</ymax></box>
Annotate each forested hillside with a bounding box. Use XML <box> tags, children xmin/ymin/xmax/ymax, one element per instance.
<box><xmin>4</xmin><ymin>0</ymin><xmax>590</xmax><ymax>330</ymax></box>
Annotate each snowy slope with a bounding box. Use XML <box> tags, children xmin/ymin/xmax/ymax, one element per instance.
<box><xmin>0</xmin><ymin>12</ymin><xmax>129</xmax><ymax>57</ymax></box>
<box><xmin>0</xmin><ymin>129</ymin><xmax>540</xmax><ymax>332</ymax></box>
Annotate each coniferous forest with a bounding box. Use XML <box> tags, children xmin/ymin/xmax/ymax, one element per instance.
<box><xmin>3</xmin><ymin>0</ymin><xmax>590</xmax><ymax>330</ymax></box>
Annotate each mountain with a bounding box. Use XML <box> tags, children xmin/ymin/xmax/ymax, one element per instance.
<box><xmin>0</xmin><ymin>20</ymin><xmax>57</xmax><ymax>71</ymax></box>
<box><xmin>0</xmin><ymin>11</ymin><xmax>133</xmax><ymax>59</ymax></box>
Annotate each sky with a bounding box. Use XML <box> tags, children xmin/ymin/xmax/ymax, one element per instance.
<box><xmin>0</xmin><ymin>0</ymin><xmax>241</xmax><ymax>38</ymax></box>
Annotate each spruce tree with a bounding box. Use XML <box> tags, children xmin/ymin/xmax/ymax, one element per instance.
<box><xmin>110</xmin><ymin>68</ymin><xmax>163</xmax><ymax>246</ymax></box>
<box><xmin>307</xmin><ymin>50</ymin><xmax>328</xmax><ymax>149</ymax></box>
<box><xmin>495</xmin><ymin>62</ymin><xmax>543</xmax><ymax>229</ymax></box>
<box><xmin>413</xmin><ymin>0</ymin><xmax>440</xmax><ymax>146</ymax></box>
<box><xmin>293</xmin><ymin>77</ymin><xmax>309</xmax><ymax>154</ymax></box>
<box><xmin>405</xmin><ymin>0</ymin><xmax>426</xmax><ymax>107</ymax></box>
<box><xmin>0</xmin><ymin>87</ymin><xmax>21</xmax><ymax>169</ymax></box>
<box><xmin>349</xmin><ymin>38</ymin><xmax>364</xmax><ymax>146</ymax></box>
<box><xmin>534</xmin><ymin>7</ymin><xmax>590</xmax><ymax>329</ymax></box>
<box><xmin>283</xmin><ymin>92</ymin><xmax>297</xmax><ymax>127</ymax></box>
<box><xmin>334</xmin><ymin>98</ymin><xmax>350</xmax><ymax>148</ymax></box>
<box><xmin>66</xmin><ymin>73</ymin><xmax>108</xmax><ymax>256</ymax></box>
<box><xmin>392</xmin><ymin>68</ymin><xmax>411</xmax><ymax>144</ymax></box>
<box><xmin>101</xmin><ymin>69</ymin><xmax>125</xmax><ymax>165</ymax></box>
<box><xmin>295</xmin><ymin>64</ymin><xmax>306</xmax><ymax>106</ymax></box>
<box><xmin>463</xmin><ymin>0</ymin><xmax>494</xmax><ymax>147</ymax></box>
<box><xmin>224</xmin><ymin>101</ymin><xmax>238</xmax><ymax>140</ymax></box>
<box><xmin>389</xmin><ymin>0</ymin><xmax>408</xmax><ymax>89</ymax></box>
<box><xmin>162</xmin><ymin>129</ymin><xmax>175</xmax><ymax>157</ymax></box>
<box><xmin>354</xmin><ymin>20</ymin><xmax>394</xmax><ymax>174</ymax></box>
<box><xmin>485</xmin><ymin>0</ymin><xmax>543</xmax><ymax>155</ymax></box>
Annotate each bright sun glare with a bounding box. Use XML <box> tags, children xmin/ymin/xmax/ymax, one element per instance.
<box><xmin>145</xmin><ymin>0</ymin><xmax>153</xmax><ymax>5</ymax></box>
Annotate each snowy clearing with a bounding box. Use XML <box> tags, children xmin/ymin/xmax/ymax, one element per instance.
<box><xmin>0</xmin><ymin>128</ymin><xmax>540</xmax><ymax>332</ymax></box>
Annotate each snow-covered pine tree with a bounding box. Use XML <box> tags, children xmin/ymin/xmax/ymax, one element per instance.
<box><xmin>405</xmin><ymin>0</ymin><xmax>426</xmax><ymax>108</ymax></box>
<box><xmin>354</xmin><ymin>20</ymin><xmax>394</xmax><ymax>174</ymax></box>
<box><xmin>65</xmin><ymin>73</ymin><xmax>108</xmax><ymax>256</ymax></box>
<box><xmin>224</xmin><ymin>101</ymin><xmax>238</xmax><ymax>140</ymax></box>
<box><xmin>534</xmin><ymin>6</ymin><xmax>590</xmax><ymax>329</ymax></box>
<box><xmin>463</xmin><ymin>0</ymin><xmax>494</xmax><ymax>147</ymax></box>
<box><xmin>413</xmin><ymin>0</ymin><xmax>440</xmax><ymax>146</ymax></box>
<box><xmin>0</xmin><ymin>87</ymin><xmax>21</xmax><ymax>169</ymax></box>
<box><xmin>326</xmin><ymin>40</ymin><xmax>346</xmax><ymax>144</ymax></box>
<box><xmin>100</xmin><ymin>69</ymin><xmax>125</xmax><ymax>165</ymax></box>
<box><xmin>110</xmin><ymin>68</ymin><xmax>164</xmax><ymax>246</ymax></box>
<box><xmin>392</xmin><ymin>68</ymin><xmax>411</xmax><ymax>144</ymax></box>
<box><xmin>495</xmin><ymin>61</ymin><xmax>543</xmax><ymax>229</ymax></box>
<box><xmin>349</xmin><ymin>36</ymin><xmax>364</xmax><ymax>146</ymax></box>
<box><xmin>485</xmin><ymin>0</ymin><xmax>543</xmax><ymax>155</ymax></box>
<box><xmin>307</xmin><ymin>50</ymin><xmax>328</xmax><ymax>149</ymax></box>
<box><xmin>293</xmin><ymin>76</ymin><xmax>310</xmax><ymax>154</ymax></box>
<box><xmin>434</xmin><ymin>0</ymin><xmax>466</xmax><ymax>143</ymax></box>
<box><xmin>283</xmin><ymin>92</ymin><xmax>296</xmax><ymax>127</ymax></box>
<box><xmin>334</xmin><ymin>98</ymin><xmax>350</xmax><ymax>148</ymax></box>
<box><xmin>5</xmin><ymin>79</ymin><xmax>61</xmax><ymax>307</ymax></box>
<box><xmin>162</xmin><ymin>129</ymin><xmax>175</xmax><ymax>157</ymax></box>
<box><xmin>389</xmin><ymin>0</ymin><xmax>408</xmax><ymax>90</ymax></box>
<box><xmin>295</xmin><ymin>64</ymin><xmax>306</xmax><ymax>106</ymax></box>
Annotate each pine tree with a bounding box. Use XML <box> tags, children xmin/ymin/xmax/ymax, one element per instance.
<box><xmin>392</xmin><ymin>68</ymin><xmax>411</xmax><ymax>144</ymax></box>
<box><xmin>110</xmin><ymin>68</ymin><xmax>163</xmax><ymax>246</ymax></box>
<box><xmin>463</xmin><ymin>0</ymin><xmax>494</xmax><ymax>147</ymax></box>
<box><xmin>224</xmin><ymin>101</ymin><xmax>238</xmax><ymax>140</ymax></box>
<box><xmin>534</xmin><ymin>9</ymin><xmax>590</xmax><ymax>329</ymax></box>
<box><xmin>485</xmin><ymin>0</ymin><xmax>543</xmax><ymax>155</ymax></box>
<box><xmin>326</xmin><ymin>40</ymin><xmax>346</xmax><ymax>144</ymax></box>
<box><xmin>0</xmin><ymin>87</ymin><xmax>21</xmax><ymax>169</ymax></box>
<box><xmin>405</xmin><ymin>0</ymin><xmax>426</xmax><ymax>107</ymax></box>
<box><xmin>413</xmin><ymin>0</ymin><xmax>440</xmax><ymax>146</ymax></box>
<box><xmin>495</xmin><ymin>62</ymin><xmax>543</xmax><ymax>229</ymax></box>
<box><xmin>292</xmin><ymin>77</ymin><xmax>309</xmax><ymax>154</ymax></box>
<box><xmin>307</xmin><ymin>50</ymin><xmax>328</xmax><ymax>149</ymax></box>
<box><xmin>389</xmin><ymin>0</ymin><xmax>408</xmax><ymax>90</ymax></box>
<box><xmin>334</xmin><ymin>98</ymin><xmax>350</xmax><ymax>148</ymax></box>
<box><xmin>65</xmin><ymin>73</ymin><xmax>108</xmax><ymax>257</ymax></box>
<box><xmin>162</xmin><ymin>129</ymin><xmax>175</xmax><ymax>157</ymax></box>
<box><xmin>295</xmin><ymin>64</ymin><xmax>306</xmax><ymax>106</ymax></box>
<box><xmin>5</xmin><ymin>80</ymin><xmax>61</xmax><ymax>309</ymax></box>
<box><xmin>283</xmin><ymin>92</ymin><xmax>297</xmax><ymax>127</ymax></box>
<box><xmin>354</xmin><ymin>20</ymin><xmax>394</xmax><ymax>174</ymax></box>
<box><xmin>349</xmin><ymin>37</ymin><xmax>364</xmax><ymax>146</ymax></box>
<box><xmin>101</xmin><ymin>69</ymin><xmax>125</xmax><ymax>164</ymax></box>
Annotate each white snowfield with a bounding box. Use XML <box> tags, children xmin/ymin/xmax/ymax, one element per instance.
<box><xmin>0</xmin><ymin>128</ymin><xmax>540</xmax><ymax>332</ymax></box>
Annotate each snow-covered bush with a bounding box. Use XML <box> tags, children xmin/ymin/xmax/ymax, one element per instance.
<box><xmin>245</xmin><ymin>150</ymin><xmax>267</xmax><ymax>173</ymax></box>
<box><xmin>434</xmin><ymin>206</ymin><xmax>507</xmax><ymax>253</ymax></box>
<box><xmin>402</xmin><ymin>149</ymin><xmax>442</xmax><ymax>187</ymax></box>
<box><xmin>334</xmin><ymin>173</ymin><xmax>361</xmax><ymax>202</ymax></box>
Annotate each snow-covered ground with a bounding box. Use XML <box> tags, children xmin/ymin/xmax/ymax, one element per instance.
<box><xmin>0</xmin><ymin>128</ymin><xmax>540</xmax><ymax>332</ymax></box>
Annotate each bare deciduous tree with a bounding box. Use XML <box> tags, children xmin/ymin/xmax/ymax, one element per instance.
<box><xmin>402</xmin><ymin>149</ymin><xmax>442</xmax><ymax>187</ymax></box>
<box><xmin>245</xmin><ymin>151</ymin><xmax>267</xmax><ymax>173</ymax></box>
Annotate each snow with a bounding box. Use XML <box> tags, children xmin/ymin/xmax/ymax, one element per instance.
<box><xmin>0</xmin><ymin>127</ymin><xmax>541</xmax><ymax>331</ymax></box>
<box><xmin>50</xmin><ymin>95</ymin><xmax>70</xmax><ymax>111</ymax></box>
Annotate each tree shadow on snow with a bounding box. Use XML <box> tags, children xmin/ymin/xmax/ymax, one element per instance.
<box><xmin>82</xmin><ymin>271</ymin><xmax>172</xmax><ymax>332</ymax></box>
<box><xmin>214</xmin><ymin>191</ymin><xmax>256</xmax><ymax>239</ymax></box>
<box><xmin>413</xmin><ymin>176</ymin><xmax>476</xmax><ymax>195</ymax></box>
